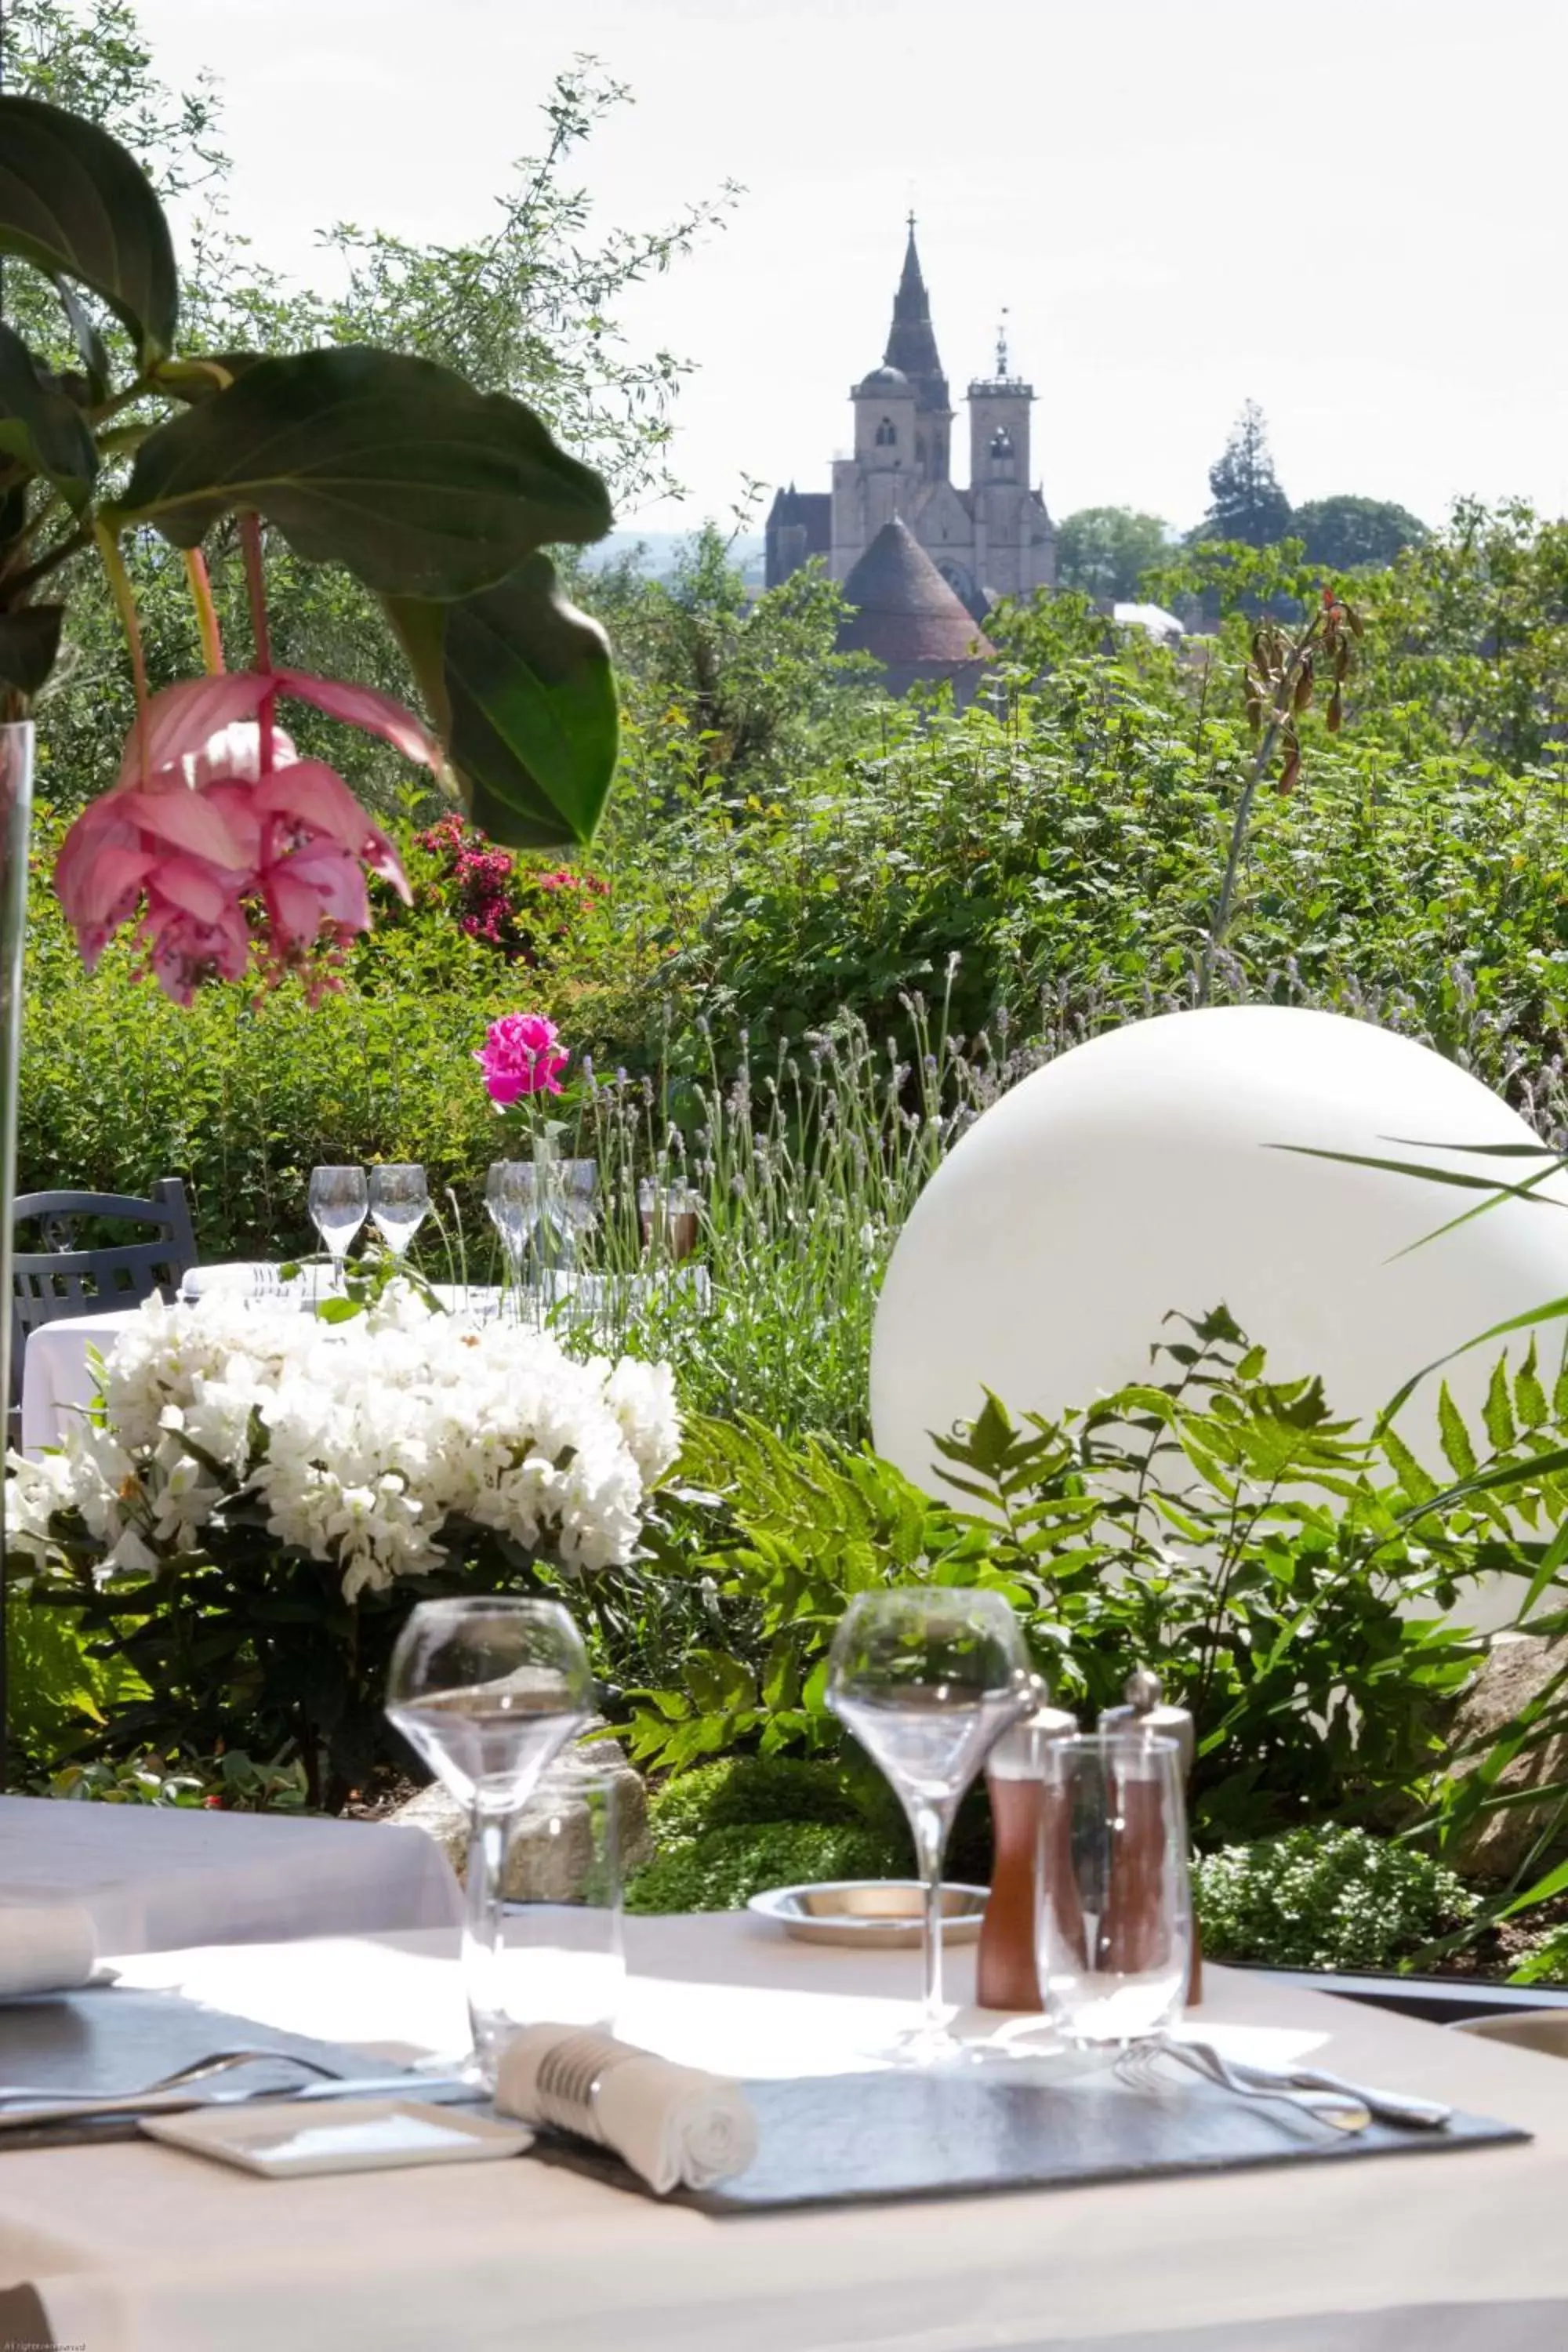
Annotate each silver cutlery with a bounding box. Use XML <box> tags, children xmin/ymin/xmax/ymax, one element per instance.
<box><xmin>0</xmin><ymin>2047</ymin><xmax>344</xmax><ymax>2108</ymax></box>
<box><xmin>0</xmin><ymin>2068</ymin><xmax>480</xmax><ymax>2133</ymax></box>
<box><xmin>1121</xmin><ymin>2035</ymin><xmax>1451</xmax><ymax>2132</ymax></box>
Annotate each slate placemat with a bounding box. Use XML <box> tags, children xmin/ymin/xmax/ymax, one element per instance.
<box><xmin>0</xmin><ymin>1985</ymin><xmax>448</xmax><ymax>2151</ymax></box>
<box><xmin>532</xmin><ymin>2056</ymin><xmax>1530</xmax><ymax>2212</ymax></box>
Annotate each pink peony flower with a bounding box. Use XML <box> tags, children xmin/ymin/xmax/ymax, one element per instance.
<box><xmin>475</xmin><ymin>1011</ymin><xmax>569</xmax><ymax>1105</ymax></box>
<box><xmin>54</xmin><ymin>672</ymin><xmax>434</xmax><ymax>1004</ymax></box>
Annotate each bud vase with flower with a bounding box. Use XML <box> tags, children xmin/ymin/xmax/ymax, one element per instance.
<box><xmin>474</xmin><ymin>1012</ymin><xmax>593</xmax><ymax>1285</ymax></box>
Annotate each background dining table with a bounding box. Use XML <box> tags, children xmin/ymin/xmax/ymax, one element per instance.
<box><xmin>16</xmin><ymin>1280</ymin><xmax>504</xmax><ymax>1456</ymax></box>
<box><xmin>0</xmin><ymin>1911</ymin><xmax>1562</xmax><ymax>2352</ymax></box>
<box><xmin>16</xmin><ymin>1269</ymin><xmax>710</xmax><ymax>1456</ymax></box>
<box><xmin>0</xmin><ymin>1794</ymin><xmax>461</xmax><ymax>1953</ymax></box>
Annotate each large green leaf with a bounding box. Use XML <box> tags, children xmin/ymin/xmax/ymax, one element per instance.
<box><xmin>0</xmin><ymin>325</ymin><xmax>97</xmax><ymax>510</ymax></box>
<box><xmin>0</xmin><ymin>605</ymin><xmax>64</xmax><ymax>699</ymax></box>
<box><xmin>0</xmin><ymin>96</ymin><xmax>177</xmax><ymax>365</ymax></box>
<box><xmin>387</xmin><ymin>556</ymin><xmax>618</xmax><ymax>848</ymax></box>
<box><xmin>111</xmin><ymin>348</ymin><xmax>613</xmax><ymax>598</ymax></box>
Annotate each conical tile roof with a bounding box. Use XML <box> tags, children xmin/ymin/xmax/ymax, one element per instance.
<box><xmin>838</xmin><ymin>519</ymin><xmax>996</xmax><ymax>671</ymax></box>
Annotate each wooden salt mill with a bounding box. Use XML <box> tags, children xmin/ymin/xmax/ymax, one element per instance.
<box><xmin>1098</xmin><ymin>1668</ymin><xmax>1203</xmax><ymax>2007</ymax></box>
<box><xmin>975</xmin><ymin>1687</ymin><xmax>1077</xmax><ymax>2012</ymax></box>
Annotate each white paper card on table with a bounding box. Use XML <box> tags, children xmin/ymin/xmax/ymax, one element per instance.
<box><xmin>496</xmin><ymin>2023</ymin><xmax>757</xmax><ymax>2195</ymax></box>
<box><xmin>140</xmin><ymin>2098</ymin><xmax>531</xmax><ymax>2177</ymax></box>
<box><xmin>0</xmin><ymin>1902</ymin><xmax>97</xmax><ymax>1998</ymax></box>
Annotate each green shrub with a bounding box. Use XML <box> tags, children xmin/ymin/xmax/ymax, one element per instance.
<box><xmin>1194</xmin><ymin>1828</ymin><xmax>1475</xmax><ymax>1972</ymax></box>
<box><xmin>626</xmin><ymin>1819</ymin><xmax>904</xmax><ymax>1914</ymax></box>
<box><xmin>44</xmin><ymin>1750</ymin><xmax>310</xmax><ymax>1810</ymax></box>
<box><xmin>5</xmin><ymin>1598</ymin><xmax>146</xmax><ymax>1776</ymax></box>
<box><xmin>632</xmin><ymin>1313</ymin><xmax>1554</xmax><ymax>1845</ymax></box>
<box><xmin>648</xmin><ymin>1755</ymin><xmax>866</xmax><ymax>1842</ymax></box>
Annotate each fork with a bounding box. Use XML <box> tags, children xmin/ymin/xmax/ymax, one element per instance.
<box><xmin>1116</xmin><ymin>2038</ymin><xmax>1373</xmax><ymax>2132</ymax></box>
<box><xmin>0</xmin><ymin>2047</ymin><xmax>344</xmax><ymax>2109</ymax></box>
<box><xmin>1121</xmin><ymin>2034</ymin><xmax>1451</xmax><ymax>2132</ymax></box>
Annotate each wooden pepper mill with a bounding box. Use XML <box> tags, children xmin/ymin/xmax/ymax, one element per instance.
<box><xmin>1098</xmin><ymin>1668</ymin><xmax>1203</xmax><ymax>2007</ymax></box>
<box><xmin>975</xmin><ymin>1686</ymin><xmax>1077</xmax><ymax>2012</ymax></box>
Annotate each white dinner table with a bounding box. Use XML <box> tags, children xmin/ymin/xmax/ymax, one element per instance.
<box><xmin>0</xmin><ymin>1911</ymin><xmax>1563</xmax><ymax>2352</ymax></box>
<box><xmin>0</xmin><ymin>1793</ymin><xmax>460</xmax><ymax>1953</ymax></box>
<box><xmin>17</xmin><ymin>1269</ymin><xmax>710</xmax><ymax>1457</ymax></box>
<box><xmin>16</xmin><ymin>1282</ymin><xmax>500</xmax><ymax>1457</ymax></box>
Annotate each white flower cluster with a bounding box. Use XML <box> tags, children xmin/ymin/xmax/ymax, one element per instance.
<box><xmin>6</xmin><ymin>1287</ymin><xmax>681</xmax><ymax>1602</ymax></box>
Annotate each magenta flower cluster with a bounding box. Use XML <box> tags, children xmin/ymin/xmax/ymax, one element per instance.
<box><xmin>474</xmin><ymin>1012</ymin><xmax>570</xmax><ymax>1105</ymax></box>
<box><xmin>419</xmin><ymin>813</ymin><xmax>517</xmax><ymax>949</ymax></box>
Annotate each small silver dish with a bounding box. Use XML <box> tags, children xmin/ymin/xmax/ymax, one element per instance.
<box><xmin>746</xmin><ymin>1879</ymin><xmax>989</xmax><ymax>1947</ymax></box>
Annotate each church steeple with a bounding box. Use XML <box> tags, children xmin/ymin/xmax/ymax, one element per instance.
<box><xmin>881</xmin><ymin>216</ymin><xmax>952</xmax><ymax>477</ymax></box>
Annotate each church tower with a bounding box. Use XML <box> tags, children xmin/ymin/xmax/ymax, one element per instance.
<box><xmin>884</xmin><ymin>218</ymin><xmax>953</xmax><ymax>485</ymax></box>
<box><xmin>777</xmin><ymin>222</ymin><xmax>1056</xmax><ymax>615</ymax></box>
<box><xmin>965</xmin><ymin>318</ymin><xmax>1054</xmax><ymax>602</ymax></box>
<box><xmin>967</xmin><ymin>320</ymin><xmax>1032</xmax><ymax>491</ymax></box>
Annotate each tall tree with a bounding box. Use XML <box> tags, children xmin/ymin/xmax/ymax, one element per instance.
<box><xmin>1200</xmin><ymin>401</ymin><xmax>1292</xmax><ymax>549</ymax></box>
<box><xmin>1291</xmin><ymin>495</ymin><xmax>1427</xmax><ymax>572</ymax></box>
<box><xmin>1054</xmin><ymin>508</ymin><xmax>1171</xmax><ymax>602</ymax></box>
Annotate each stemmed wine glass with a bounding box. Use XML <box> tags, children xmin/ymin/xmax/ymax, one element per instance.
<box><xmin>385</xmin><ymin>1596</ymin><xmax>593</xmax><ymax>2078</ymax></box>
<box><xmin>540</xmin><ymin>1157</ymin><xmax>598</xmax><ymax>1276</ymax></box>
<box><xmin>368</xmin><ymin>1163</ymin><xmax>430</xmax><ymax>1261</ymax></box>
<box><xmin>485</xmin><ymin>1160</ymin><xmax>540</xmax><ymax>1294</ymax></box>
<box><xmin>308</xmin><ymin>1164</ymin><xmax>368</xmax><ymax>1294</ymax></box>
<box><xmin>827</xmin><ymin>1587</ymin><xmax>1031</xmax><ymax>2060</ymax></box>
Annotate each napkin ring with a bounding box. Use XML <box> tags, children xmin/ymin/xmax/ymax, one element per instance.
<box><xmin>534</xmin><ymin>2031</ymin><xmax>640</xmax><ymax>2146</ymax></box>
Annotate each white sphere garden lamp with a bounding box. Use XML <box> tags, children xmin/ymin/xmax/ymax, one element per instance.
<box><xmin>871</xmin><ymin>1007</ymin><xmax>1568</xmax><ymax>1494</ymax></box>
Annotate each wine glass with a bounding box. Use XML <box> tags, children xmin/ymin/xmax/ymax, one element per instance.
<box><xmin>638</xmin><ymin>1176</ymin><xmax>700</xmax><ymax>1263</ymax></box>
<box><xmin>485</xmin><ymin>1160</ymin><xmax>540</xmax><ymax>1288</ymax></box>
<box><xmin>542</xmin><ymin>1156</ymin><xmax>598</xmax><ymax>1274</ymax></box>
<box><xmin>308</xmin><ymin>1164</ymin><xmax>367</xmax><ymax>1294</ymax></box>
<box><xmin>368</xmin><ymin>1163</ymin><xmax>429</xmax><ymax>1261</ymax></box>
<box><xmin>827</xmin><ymin>1587</ymin><xmax>1031</xmax><ymax>2060</ymax></box>
<box><xmin>385</xmin><ymin>1596</ymin><xmax>593</xmax><ymax>2078</ymax></box>
<box><xmin>1036</xmin><ymin>1733</ymin><xmax>1193</xmax><ymax>2048</ymax></box>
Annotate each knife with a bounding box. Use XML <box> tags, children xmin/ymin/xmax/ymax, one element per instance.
<box><xmin>0</xmin><ymin>2072</ymin><xmax>484</xmax><ymax>2134</ymax></box>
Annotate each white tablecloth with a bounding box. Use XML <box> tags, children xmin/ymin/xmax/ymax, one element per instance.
<box><xmin>0</xmin><ymin>1913</ymin><xmax>1562</xmax><ymax>2352</ymax></box>
<box><xmin>17</xmin><ymin>1287</ymin><xmax>503</xmax><ymax>1457</ymax></box>
<box><xmin>19</xmin><ymin>1306</ymin><xmax>135</xmax><ymax>1454</ymax></box>
<box><xmin>15</xmin><ymin>1276</ymin><xmax>703</xmax><ymax>1457</ymax></box>
<box><xmin>0</xmin><ymin>1794</ymin><xmax>460</xmax><ymax>1953</ymax></box>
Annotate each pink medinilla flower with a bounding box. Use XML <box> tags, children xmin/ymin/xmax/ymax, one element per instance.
<box><xmin>475</xmin><ymin>1012</ymin><xmax>570</xmax><ymax>1105</ymax></box>
<box><xmin>55</xmin><ymin>671</ymin><xmax>437</xmax><ymax>1004</ymax></box>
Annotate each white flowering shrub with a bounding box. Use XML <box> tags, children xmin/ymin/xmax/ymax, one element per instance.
<box><xmin>7</xmin><ymin>1287</ymin><xmax>680</xmax><ymax>1804</ymax></box>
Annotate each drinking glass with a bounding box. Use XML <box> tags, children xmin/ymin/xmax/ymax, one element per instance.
<box><xmin>485</xmin><ymin>1160</ymin><xmax>540</xmax><ymax>1286</ymax></box>
<box><xmin>1036</xmin><ymin>1732</ymin><xmax>1193</xmax><ymax>2048</ymax></box>
<box><xmin>308</xmin><ymin>1164</ymin><xmax>367</xmax><ymax>1291</ymax></box>
<box><xmin>542</xmin><ymin>1156</ymin><xmax>598</xmax><ymax>1272</ymax></box>
<box><xmin>827</xmin><ymin>1587</ymin><xmax>1031</xmax><ymax>2059</ymax></box>
<box><xmin>638</xmin><ymin>1176</ymin><xmax>700</xmax><ymax>1263</ymax></box>
<box><xmin>368</xmin><ymin>1163</ymin><xmax>429</xmax><ymax>1261</ymax></box>
<box><xmin>385</xmin><ymin>1597</ymin><xmax>593</xmax><ymax>2078</ymax></box>
<box><xmin>491</xmin><ymin>1762</ymin><xmax>626</xmax><ymax>2034</ymax></box>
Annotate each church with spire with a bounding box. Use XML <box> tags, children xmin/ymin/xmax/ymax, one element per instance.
<box><xmin>764</xmin><ymin>221</ymin><xmax>1057</xmax><ymax>619</ymax></box>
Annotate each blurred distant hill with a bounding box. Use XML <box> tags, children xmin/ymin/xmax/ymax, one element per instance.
<box><xmin>580</xmin><ymin>531</ymin><xmax>766</xmax><ymax>586</ymax></box>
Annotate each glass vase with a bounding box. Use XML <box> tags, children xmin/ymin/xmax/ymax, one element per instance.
<box><xmin>0</xmin><ymin>720</ymin><xmax>37</xmax><ymax>1790</ymax></box>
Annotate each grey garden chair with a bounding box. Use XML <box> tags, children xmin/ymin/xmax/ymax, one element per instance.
<box><xmin>9</xmin><ymin>1180</ymin><xmax>198</xmax><ymax>1436</ymax></box>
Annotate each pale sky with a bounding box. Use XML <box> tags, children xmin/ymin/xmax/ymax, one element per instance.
<box><xmin>136</xmin><ymin>0</ymin><xmax>1567</xmax><ymax>537</ymax></box>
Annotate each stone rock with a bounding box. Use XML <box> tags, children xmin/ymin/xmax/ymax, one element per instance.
<box><xmin>1446</xmin><ymin>1632</ymin><xmax>1568</xmax><ymax>1879</ymax></box>
<box><xmin>391</xmin><ymin>1728</ymin><xmax>653</xmax><ymax>1904</ymax></box>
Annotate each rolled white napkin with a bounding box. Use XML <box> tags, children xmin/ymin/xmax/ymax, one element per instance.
<box><xmin>0</xmin><ymin>1903</ymin><xmax>98</xmax><ymax>1998</ymax></box>
<box><xmin>495</xmin><ymin>2024</ymin><xmax>758</xmax><ymax>2196</ymax></box>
